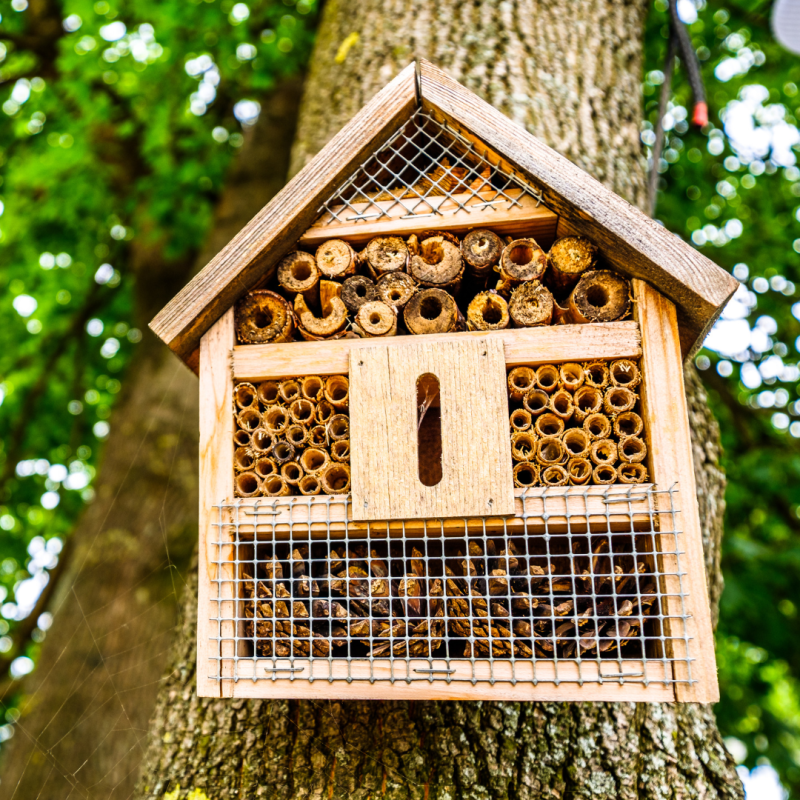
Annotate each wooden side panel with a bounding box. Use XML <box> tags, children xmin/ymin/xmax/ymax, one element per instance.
<box><xmin>198</xmin><ymin>308</ymin><xmax>236</xmax><ymax>698</ymax></box>
<box><xmin>232</xmin><ymin>322</ymin><xmax>642</xmax><ymax>381</ymax></box>
<box><xmin>634</xmin><ymin>280</ymin><xmax>719</xmax><ymax>703</ymax></box>
<box><xmin>350</xmin><ymin>337</ymin><xmax>514</xmax><ymax>520</ymax></box>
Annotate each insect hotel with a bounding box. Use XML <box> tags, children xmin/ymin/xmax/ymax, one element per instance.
<box><xmin>150</xmin><ymin>61</ymin><xmax>737</xmax><ymax>702</ymax></box>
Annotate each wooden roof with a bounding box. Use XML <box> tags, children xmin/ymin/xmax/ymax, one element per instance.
<box><xmin>150</xmin><ymin>60</ymin><xmax>737</xmax><ymax>369</ymax></box>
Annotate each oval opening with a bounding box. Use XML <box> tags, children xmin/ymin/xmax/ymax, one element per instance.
<box><xmin>417</xmin><ymin>373</ymin><xmax>442</xmax><ymax>486</ymax></box>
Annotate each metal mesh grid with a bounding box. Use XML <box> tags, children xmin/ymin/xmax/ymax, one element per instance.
<box><xmin>314</xmin><ymin>109</ymin><xmax>544</xmax><ymax>228</ymax></box>
<box><xmin>207</xmin><ymin>484</ymin><xmax>694</xmax><ymax>688</ymax></box>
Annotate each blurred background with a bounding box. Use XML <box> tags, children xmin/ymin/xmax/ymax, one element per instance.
<box><xmin>0</xmin><ymin>0</ymin><xmax>798</xmax><ymax>797</ymax></box>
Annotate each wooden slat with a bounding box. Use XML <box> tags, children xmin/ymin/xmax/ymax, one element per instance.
<box><xmin>150</xmin><ymin>63</ymin><xmax>418</xmax><ymax>366</ymax></box>
<box><xmin>634</xmin><ymin>279</ymin><xmax>719</xmax><ymax>703</ymax></box>
<box><xmin>299</xmin><ymin>188</ymin><xmax>558</xmax><ymax>246</ymax></box>
<box><xmin>231</xmin><ymin>322</ymin><xmax>642</xmax><ymax>380</ymax></box>
<box><xmin>197</xmin><ymin>308</ymin><xmax>236</xmax><ymax>699</ymax></box>
<box><xmin>418</xmin><ymin>59</ymin><xmax>738</xmax><ymax>357</ymax></box>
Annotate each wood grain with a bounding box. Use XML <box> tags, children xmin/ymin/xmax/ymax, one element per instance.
<box><xmin>634</xmin><ymin>279</ymin><xmax>719</xmax><ymax>703</ymax></box>
<box><xmin>418</xmin><ymin>59</ymin><xmax>737</xmax><ymax>357</ymax></box>
<box><xmin>349</xmin><ymin>336</ymin><xmax>514</xmax><ymax>520</ymax></box>
<box><xmin>150</xmin><ymin>63</ymin><xmax>418</xmax><ymax>365</ymax></box>
<box><xmin>232</xmin><ymin>322</ymin><xmax>642</xmax><ymax>380</ymax></box>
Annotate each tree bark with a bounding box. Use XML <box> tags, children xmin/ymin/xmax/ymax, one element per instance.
<box><xmin>132</xmin><ymin>2</ymin><xmax>741</xmax><ymax>799</ymax></box>
<box><xmin>0</xmin><ymin>78</ymin><xmax>303</xmax><ymax>800</ymax></box>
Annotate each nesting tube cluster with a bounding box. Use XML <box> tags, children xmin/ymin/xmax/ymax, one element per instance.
<box><xmin>241</xmin><ymin>533</ymin><xmax>658</xmax><ymax>660</ymax></box>
<box><xmin>233</xmin><ymin>375</ymin><xmax>351</xmax><ymax>497</ymax></box>
<box><xmin>507</xmin><ymin>359</ymin><xmax>648</xmax><ymax>487</ymax></box>
<box><xmin>234</xmin><ymin>230</ymin><xmax>632</xmax><ymax>344</ymax></box>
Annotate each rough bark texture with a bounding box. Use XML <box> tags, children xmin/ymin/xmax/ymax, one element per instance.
<box><xmin>0</xmin><ymin>78</ymin><xmax>303</xmax><ymax>800</ymax></box>
<box><xmin>133</xmin><ymin>2</ymin><xmax>741</xmax><ymax>799</ymax></box>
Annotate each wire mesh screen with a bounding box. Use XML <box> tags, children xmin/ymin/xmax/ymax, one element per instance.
<box><xmin>314</xmin><ymin>109</ymin><xmax>544</xmax><ymax>229</ymax></box>
<box><xmin>207</xmin><ymin>484</ymin><xmax>694</xmax><ymax>688</ymax></box>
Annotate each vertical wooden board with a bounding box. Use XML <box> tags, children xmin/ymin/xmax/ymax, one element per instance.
<box><xmin>350</xmin><ymin>337</ymin><xmax>513</xmax><ymax>520</ymax></box>
<box><xmin>634</xmin><ymin>280</ymin><xmax>719</xmax><ymax>702</ymax></box>
<box><xmin>198</xmin><ymin>308</ymin><xmax>236</xmax><ymax>698</ymax></box>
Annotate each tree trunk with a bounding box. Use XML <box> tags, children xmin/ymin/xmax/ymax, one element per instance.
<box><xmin>131</xmin><ymin>2</ymin><xmax>742</xmax><ymax>799</ymax></box>
<box><xmin>0</xmin><ymin>78</ymin><xmax>303</xmax><ymax>800</ymax></box>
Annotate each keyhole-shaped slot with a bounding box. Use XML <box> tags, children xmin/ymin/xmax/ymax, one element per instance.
<box><xmin>417</xmin><ymin>373</ymin><xmax>442</xmax><ymax>486</ymax></box>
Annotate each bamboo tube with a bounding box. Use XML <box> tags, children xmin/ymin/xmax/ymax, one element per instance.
<box><xmin>583</xmin><ymin>412</ymin><xmax>612</xmax><ymax>441</ymax></box>
<box><xmin>541</xmin><ymin>465</ymin><xmax>569</xmax><ymax>486</ymax></box>
<box><xmin>499</xmin><ymin>238</ymin><xmax>547</xmax><ymax>287</ymax></box>
<box><xmin>559</xmin><ymin>363</ymin><xmax>585</xmax><ymax>392</ymax></box>
<box><xmin>236</xmin><ymin>407</ymin><xmax>261</xmax><ymax>432</ymax></box>
<box><xmin>534</xmin><ymin>413</ymin><xmax>564</xmax><ymax>439</ymax></box>
<box><xmin>319</xmin><ymin>280</ymin><xmax>344</xmax><ymax>318</ymax></box>
<box><xmin>614</xmin><ymin>411</ymin><xmax>644</xmax><ymax>438</ymax></box>
<box><xmin>300</xmin><ymin>448</ymin><xmax>330</xmax><ymax>475</ymax></box>
<box><xmin>316</xmin><ymin>400</ymin><xmax>335</xmax><ymax>425</ymax></box>
<box><xmin>567</xmin><ymin>457</ymin><xmax>592</xmax><ymax>485</ymax></box>
<box><xmin>507</xmin><ymin>366</ymin><xmax>536</xmax><ymax>401</ymax></box>
<box><xmin>592</xmin><ymin>464</ymin><xmax>617</xmax><ymax>485</ymax></box>
<box><xmin>263</xmin><ymin>406</ymin><xmax>288</xmax><ymax>435</ymax></box>
<box><xmin>404</xmin><ymin>288</ymin><xmax>459</xmax><ymax>335</ymax></box>
<box><xmin>609</xmin><ymin>359</ymin><xmax>641</xmax><ymax>389</ymax></box>
<box><xmin>536</xmin><ymin>437</ymin><xmax>568</xmax><ymax>466</ymax></box>
<box><xmin>409</xmin><ymin>235</ymin><xmax>463</xmax><ymax>291</ymax></box>
<box><xmin>573</xmin><ymin>386</ymin><xmax>603</xmax><ymax>421</ymax></box>
<box><xmin>235</xmin><ymin>290</ymin><xmax>294</xmax><ymax>344</ymax></box>
<box><xmin>316</xmin><ymin>239</ymin><xmax>356</xmax><ymax>279</ymax></box>
<box><xmin>277</xmin><ymin>251</ymin><xmax>320</xmax><ymax>303</ymax></box>
<box><xmin>461</xmin><ymin>228</ymin><xmax>503</xmax><ymax>280</ymax></box>
<box><xmin>564</xmin><ymin>270</ymin><xmax>631</xmax><ymax>323</ymax></box>
<box><xmin>234</xmin><ymin>447</ymin><xmax>255</xmax><ymax>472</ymax></box>
<box><xmin>584</xmin><ymin>361</ymin><xmax>609</xmax><ymax>390</ymax></box>
<box><xmin>341</xmin><ymin>275</ymin><xmax>377</xmax><ymax>314</ymax></box>
<box><xmin>328</xmin><ymin>414</ymin><xmax>350</xmax><ymax>441</ymax></box>
<box><xmin>294</xmin><ymin>293</ymin><xmax>347</xmax><ymax>340</ymax></box>
<box><xmin>251</xmin><ymin>428</ymin><xmax>274</xmax><ymax>454</ymax></box>
<box><xmin>281</xmin><ymin>461</ymin><xmax>304</xmax><ymax>486</ymax></box>
<box><xmin>284</xmin><ymin>424</ymin><xmax>308</xmax><ymax>448</ymax></box>
<box><xmin>546</xmin><ymin>236</ymin><xmax>597</xmax><ymax>296</ymax></box>
<box><xmin>513</xmin><ymin>462</ymin><xmax>540</xmax><ymax>488</ymax></box>
<box><xmin>550</xmin><ymin>389</ymin><xmax>574</xmax><ymax>421</ymax></box>
<box><xmin>535</xmin><ymin>364</ymin><xmax>559</xmax><ymax>394</ymax></box>
<box><xmin>321</xmin><ymin>463</ymin><xmax>351</xmax><ymax>495</ymax></box>
<box><xmin>324</xmin><ymin>375</ymin><xmax>349</xmax><ymax>409</ymax></box>
<box><xmin>235</xmin><ymin>471</ymin><xmax>261</xmax><ymax>497</ymax></box>
<box><xmin>308</xmin><ymin>425</ymin><xmax>328</xmax><ymax>447</ymax></box>
<box><xmin>331</xmin><ymin>439</ymin><xmax>350</xmax><ymax>462</ymax></box>
<box><xmin>279</xmin><ymin>379</ymin><xmax>301</xmax><ymax>404</ymax></box>
<box><xmin>604</xmin><ymin>386</ymin><xmax>637</xmax><ymax>415</ymax></box>
<box><xmin>618</xmin><ymin>435</ymin><xmax>647</xmax><ymax>464</ymax></box>
<box><xmin>376</xmin><ymin>271</ymin><xmax>416</xmax><ymax>310</ymax></box>
<box><xmin>299</xmin><ymin>474</ymin><xmax>321</xmax><ymax>495</ymax></box>
<box><xmin>300</xmin><ymin>375</ymin><xmax>324</xmax><ymax>403</ymax></box>
<box><xmin>233</xmin><ymin>429</ymin><xmax>251</xmax><ymax>448</ymax></box>
<box><xmin>272</xmin><ymin>441</ymin><xmax>296</xmax><ymax>465</ymax></box>
<box><xmin>356</xmin><ymin>301</ymin><xmax>398</xmax><ymax>337</ymax></box>
<box><xmin>234</xmin><ymin>382</ymin><xmax>258</xmax><ymax>410</ymax></box>
<box><xmin>263</xmin><ymin>474</ymin><xmax>291</xmax><ymax>497</ymax></box>
<box><xmin>562</xmin><ymin>429</ymin><xmax>590</xmax><ymax>459</ymax></box>
<box><xmin>523</xmin><ymin>388</ymin><xmax>550</xmax><ymax>417</ymax></box>
<box><xmin>257</xmin><ymin>380</ymin><xmax>281</xmax><ymax>406</ymax></box>
<box><xmin>254</xmin><ymin>456</ymin><xmax>278</xmax><ymax>479</ymax></box>
<box><xmin>510</xmin><ymin>431</ymin><xmax>537</xmax><ymax>462</ymax></box>
<box><xmin>509</xmin><ymin>409</ymin><xmax>532</xmax><ymax>432</ymax></box>
<box><xmin>618</xmin><ymin>463</ymin><xmax>648</xmax><ymax>484</ymax></box>
<box><xmin>362</xmin><ymin>236</ymin><xmax>408</xmax><ymax>277</ymax></box>
<box><xmin>467</xmin><ymin>291</ymin><xmax>509</xmax><ymax>331</ymax></box>
<box><xmin>289</xmin><ymin>398</ymin><xmax>316</xmax><ymax>425</ymax></box>
<box><xmin>590</xmin><ymin>439</ymin><xmax>618</xmax><ymax>466</ymax></box>
<box><xmin>508</xmin><ymin>281</ymin><xmax>554</xmax><ymax>327</ymax></box>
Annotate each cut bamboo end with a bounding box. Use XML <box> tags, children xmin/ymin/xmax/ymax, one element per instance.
<box><xmin>234</xmin><ymin>446</ymin><xmax>255</xmax><ymax>472</ymax></box>
<box><xmin>236</xmin><ymin>407</ymin><xmax>261</xmax><ymax>432</ymax></box>
<box><xmin>535</xmin><ymin>364</ymin><xmax>559</xmax><ymax>394</ymax></box>
<box><xmin>466</xmin><ymin>291</ymin><xmax>509</xmax><ymax>331</ymax></box>
<box><xmin>235</xmin><ymin>471</ymin><xmax>261</xmax><ymax>497</ymax></box>
<box><xmin>316</xmin><ymin>400</ymin><xmax>335</xmax><ymax>424</ymax></box>
<box><xmin>263</xmin><ymin>406</ymin><xmax>288</xmax><ymax>436</ymax></box>
<box><xmin>409</xmin><ymin>235</ymin><xmax>463</xmax><ymax>290</ymax></box>
<box><xmin>510</xmin><ymin>431</ymin><xmax>538</xmax><ymax>461</ymax></box>
<box><xmin>294</xmin><ymin>293</ymin><xmax>348</xmax><ymax>340</ymax></box>
<box><xmin>257</xmin><ymin>380</ymin><xmax>281</xmax><ymax>406</ymax></box>
<box><xmin>592</xmin><ymin>464</ymin><xmax>618</xmax><ymax>485</ymax></box>
<box><xmin>279</xmin><ymin>379</ymin><xmax>301</xmax><ymax>404</ymax></box>
<box><xmin>331</xmin><ymin>439</ymin><xmax>350</xmax><ymax>462</ymax></box>
<box><xmin>583</xmin><ymin>412</ymin><xmax>612</xmax><ymax>441</ymax></box>
<box><xmin>550</xmin><ymin>389</ymin><xmax>574</xmax><ymax>421</ymax></box>
<box><xmin>356</xmin><ymin>301</ymin><xmax>397</xmax><ymax>337</ymax></box>
<box><xmin>251</xmin><ymin>428</ymin><xmax>274</xmax><ymax>454</ymax></box>
<box><xmin>562</xmin><ymin>428</ymin><xmax>590</xmax><ymax>459</ymax></box>
<box><xmin>404</xmin><ymin>288</ymin><xmax>458</xmax><ymax>335</ymax></box>
<box><xmin>277</xmin><ymin>251</ymin><xmax>320</xmax><ymax>296</ymax></box>
<box><xmin>308</xmin><ymin>425</ymin><xmax>328</xmax><ymax>447</ymax></box>
<box><xmin>618</xmin><ymin>435</ymin><xmax>647</xmax><ymax>464</ymax></box>
<box><xmin>604</xmin><ymin>386</ymin><xmax>637</xmax><ymax>415</ymax></box>
<box><xmin>319</xmin><ymin>280</ymin><xmax>343</xmax><ymax>318</ymax></box>
<box><xmin>523</xmin><ymin>388</ymin><xmax>550</xmax><ymax>417</ymax></box>
<box><xmin>376</xmin><ymin>271</ymin><xmax>416</xmax><ymax>309</ymax></box>
<box><xmin>255</xmin><ymin>457</ymin><xmax>277</xmax><ymax>479</ymax></box>
<box><xmin>363</xmin><ymin>236</ymin><xmax>408</xmax><ymax>278</ymax></box>
<box><xmin>507</xmin><ymin>366</ymin><xmax>536</xmax><ymax>401</ymax></box>
<box><xmin>272</xmin><ymin>441</ymin><xmax>297</xmax><ymax>465</ymax></box>
<box><xmin>341</xmin><ymin>275</ymin><xmax>377</xmax><ymax>314</ymax></box>
<box><xmin>509</xmin><ymin>408</ymin><xmax>532</xmax><ymax>432</ymax></box>
<box><xmin>536</xmin><ymin>437</ymin><xmax>568</xmax><ymax>466</ymax></box>
<box><xmin>233</xmin><ymin>429</ymin><xmax>251</xmax><ymax>448</ymax></box>
<box><xmin>546</xmin><ymin>236</ymin><xmax>597</xmax><ymax>296</ymax></box>
<box><xmin>513</xmin><ymin>462</ymin><xmax>540</xmax><ymax>488</ymax></box>
<box><xmin>614</xmin><ymin>411</ymin><xmax>644</xmax><ymax>438</ymax></box>
<box><xmin>567</xmin><ymin>270</ymin><xmax>631</xmax><ymax>323</ymax></box>
<box><xmin>541</xmin><ymin>465</ymin><xmax>569</xmax><ymax>486</ymax></box>
<box><xmin>508</xmin><ymin>281</ymin><xmax>554</xmax><ymax>327</ymax></box>
<box><xmin>499</xmin><ymin>238</ymin><xmax>547</xmax><ymax>284</ymax></box>
<box><xmin>567</xmin><ymin>457</ymin><xmax>592</xmax><ymax>485</ymax></box>
<box><xmin>461</xmin><ymin>228</ymin><xmax>503</xmax><ymax>278</ymax></box>
<box><xmin>328</xmin><ymin>413</ymin><xmax>350</xmax><ymax>441</ymax></box>
<box><xmin>321</xmin><ymin>463</ymin><xmax>351</xmax><ymax>495</ymax></box>
<box><xmin>324</xmin><ymin>375</ymin><xmax>349</xmax><ymax>409</ymax></box>
<box><xmin>298</xmin><ymin>474</ymin><xmax>321</xmax><ymax>496</ymax></box>
<box><xmin>573</xmin><ymin>386</ymin><xmax>603</xmax><ymax>421</ymax></box>
<box><xmin>316</xmin><ymin>239</ymin><xmax>356</xmax><ymax>279</ymax></box>
<box><xmin>300</xmin><ymin>447</ymin><xmax>330</xmax><ymax>475</ymax></box>
<box><xmin>235</xmin><ymin>290</ymin><xmax>294</xmax><ymax>344</ymax></box>
<box><xmin>609</xmin><ymin>359</ymin><xmax>641</xmax><ymax>389</ymax></box>
<box><xmin>289</xmin><ymin>398</ymin><xmax>316</xmax><ymax>425</ymax></box>
<box><xmin>281</xmin><ymin>461</ymin><xmax>304</xmax><ymax>486</ymax></box>
<box><xmin>590</xmin><ymin>438</ymin><xmax>618</xmax><ymax>466</ymax></box>
<box><xmin>559</xmin><ymin>362</ymin><xmax>585</xmax><ymax>392</ymax></box>
<box><xmin>584</xmin><ymin>361</ymin><xmax>610</xmax><ymax>390</ymax></box>
<box><xmin>263</xmin><ymin>474</ymin><xmax>291</xmax><ymax>497</ymax></box>
<box><xmin>534</xmin><ymin>412</ymin><xmax>565</xmax><ymax>439</ymax></box>
<box><xmin>618</xmin><ymin>463</ymin><xmax>648</xmax><ymax>484</ymax></box>
<box><xmin>234</xmin><ymin>382</ymin><xmax>257</xmax><ymax>410</ymax></box>
<box><xmin>301</xmin><ymin>375</ymin><xmax>324</xmax><ymax>402</ymax></box>
<box><xmin>285</xmin><ymin>424</ymin><xmax>308</xmax><ymax>448</ymax></box>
